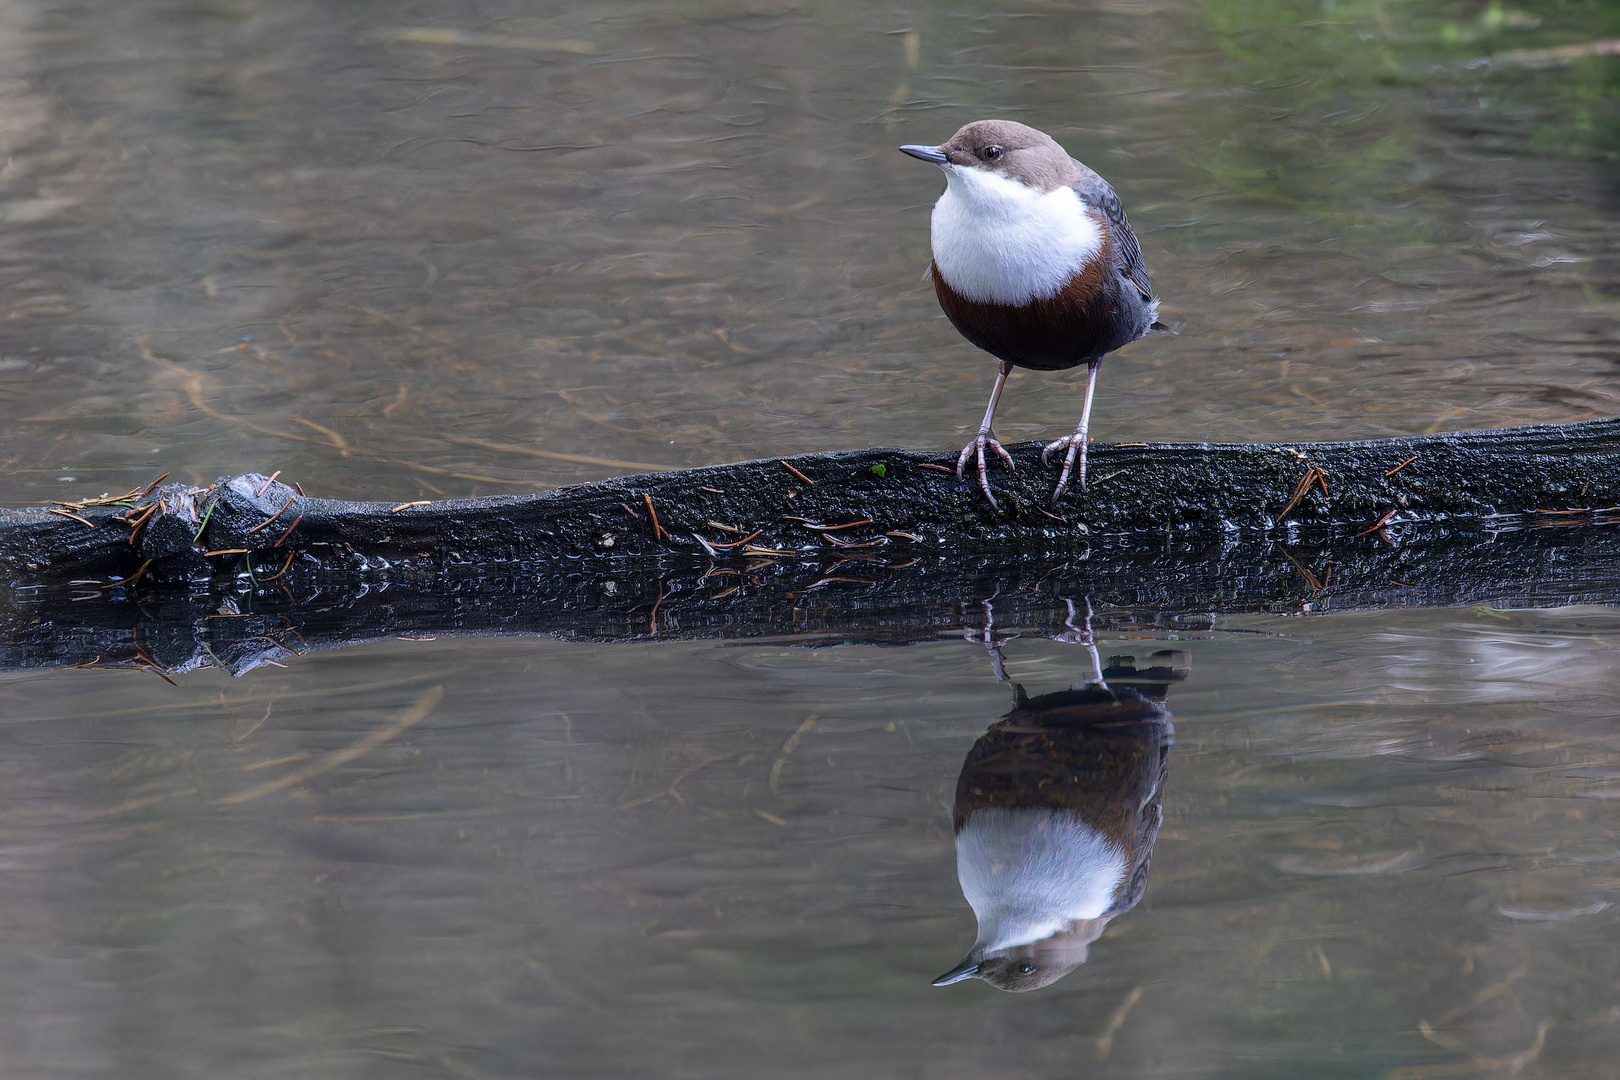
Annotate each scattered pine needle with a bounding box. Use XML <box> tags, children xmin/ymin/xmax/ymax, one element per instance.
<box><xmin>272</xmin><ymin>515</ymin><xmax>303</xmax><ymax>547</ymax></box>
<box><xmin>820</xmin><ymin>532</ymin><xmax>886</xmax><ymax>548</ymax></box>
<box><xmin>648</xmin><ymin>580</ymin><xmax>664</xmax><ymax>635</ymax></box>
<box><xmin>124</xmin><ymin>503</ymin><xmax>159</xmax><ymax>545</ymax></box>
<box><xmin>47</xmin><ymin>507</ymin><xmax>95</xmax><ymax>528</ymax></box>
<box><xmin>203</xmin><ymin>548</ymin><xmax>249</xmax><ymax>557</ymax></box>
<box><xmin>1384</xmin><ymin>455</ymin><xmax>1418</xmax><ymax>478</ymax></box>
<box><xmin>1355</xmin><ymin>508</ymin><xmax>1399</xmax><ymax>537</ymax></box>
<box><xmin>253</xmin><ymin>471</ymin><xmax>282</xmax><ymax>498</ymax></box>
<box><xmin>257</xmin><ymin>550</ymin><xmax>297</xmax><ymax>581</ymax></box>
<box><xmin>786</xmin><ymin>517</ymin><xmax>872</xmax><ymax>531</ymax></box>
<box><xmin>245</xmin><ymin>494</ymin><xmax>296</xmax><ymax>534</ymax></box>
<box><xmin>779</xmin><ymin>460</ymin><xmax>815</xmax><ymax>485</ymax></box>
<box><xmin>1279</xmin><ymin>465</ymin><xmax>1329</xmax><ymax>520</ymax></box>
<box><xmin>705</xmin><ymin>529</ymin><xmax>762</xmax><ymax>550</ymax></box>
<box><xmin>391</xmin><ymin>500</ymin><xmax>432</xmax><ymax>513</ymax></box>
<box><xmin>642</xmin><ymin>492</ymin><xmax>669</xmax><ymax>540</ymax></box>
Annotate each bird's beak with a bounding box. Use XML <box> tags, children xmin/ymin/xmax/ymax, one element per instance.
<box><xmin>930</xmin><ymin>958</ymin><xmax>982</xmax><ymax>986</ymax></box>
<box><xmin>898</xmin><ymin>144</ymin><xmax>949</xmax><ymax>166</ymax></box>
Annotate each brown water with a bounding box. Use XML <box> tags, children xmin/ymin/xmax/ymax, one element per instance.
<box><xmin>2</xmin><ymin>0</ymin><xmax>1619</xmax><ymax>1076</ymax></box>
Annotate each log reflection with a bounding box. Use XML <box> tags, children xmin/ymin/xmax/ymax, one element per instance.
<box><xmin>934</xmin><ymin>648</ymin><xmax>1187</xmax><ymax>992</ymax></box>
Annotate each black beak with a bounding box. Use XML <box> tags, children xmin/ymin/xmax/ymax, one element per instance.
<box><xmin>931</xmin><ymin>958</ymin><xmax>982</xmax><ymax>986</ymax></box>
<box><xmin>899</xmin><ymin>144</ymin><xmax>948</xmax><ymax>165</ymax></box>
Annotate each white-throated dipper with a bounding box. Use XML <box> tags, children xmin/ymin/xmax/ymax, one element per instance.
<box><xmin>899</xmin><ymin>120</ymin><xmax>1163</xmax><ymax>505</ymax></box>
<box><xmin>932</xmin><ymin>651</ymin><xmax>1185</xmax><ymax>992</ymax></box>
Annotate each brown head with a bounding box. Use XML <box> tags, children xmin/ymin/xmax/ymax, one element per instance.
<box><xmin>900</xmin><ymin>119</ymin><xmax>1080</xmax><ymax>192</ymax></box>
<box><xmin>931</xmin><ymin>916</ymin><xmax>1111</xmax><ymax>993</ymax></box>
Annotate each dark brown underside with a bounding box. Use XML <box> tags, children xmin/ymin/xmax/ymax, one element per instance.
<box><xmin>931</xmin><ymin>248</ymin><xmax>1147</xmax><ymax>372</ymax></box>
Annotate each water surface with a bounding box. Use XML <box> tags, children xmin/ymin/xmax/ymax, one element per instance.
<box><xmin>3</xmin><ymin>606</ymin><xmax>1620</xmax><ymax>1076</ymax></box>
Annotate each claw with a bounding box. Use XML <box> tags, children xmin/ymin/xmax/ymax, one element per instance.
<box><xmin>1045</xmin><ymin>434</ymin><xmax>1088</xmax><ymax>502</ymax></box>
<box><xmin>956</xmin><ymin>430</ymin><xmax>1015</xmax><ymax>508</ymax></box>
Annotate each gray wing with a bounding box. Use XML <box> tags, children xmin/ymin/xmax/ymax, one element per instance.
<box><xmin>1069</xmin><ymin>168</ymin><xmax>1154</xmax><ymax>303</ymax></box>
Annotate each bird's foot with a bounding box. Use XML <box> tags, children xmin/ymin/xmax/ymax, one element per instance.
<box><xmin>956</xmin><ymin>429</ymin><xmax>1015</xmax><ymax>509</ymax></box>
<box><xmin>1042</xmin><ymin>434</ymin><xmax>1089</xmax><ymax>502</ymax></box>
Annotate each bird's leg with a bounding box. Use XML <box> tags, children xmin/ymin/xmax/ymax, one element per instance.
<box><xmin>967</xmin><ymin>597</ymin><xmax>1018</xmax><ymax>682</ymax></box>
<box><xmin>956</xmin><ymin>361</ymin><xmax>1017</xmax><ymax>508</ymax></box>
<box><xmin>1043</xmin><ymin>360</ymin><xmax>1100</xmax><ymax>501</ymax></box>
<box><xmin>1051</xmin><ymin>597</ymin><xmax>1106</xmax><ymax>688</ymax></box>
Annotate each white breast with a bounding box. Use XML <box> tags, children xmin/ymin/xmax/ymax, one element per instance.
<box><xmin>930</xmin><ymin>166</ymin><xmax>1104</xmax><ymax>306</ymax></box>
<box><xmin>955</xmin><ymin>807</ymin><xmax>1127</xmax><ymax>952</ymax></box>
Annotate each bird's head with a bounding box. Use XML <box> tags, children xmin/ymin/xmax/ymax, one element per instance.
<box><xmin>900</xmin><ymin>120</ymin><xmax>1072</xmax><ymax>193</ymax></box>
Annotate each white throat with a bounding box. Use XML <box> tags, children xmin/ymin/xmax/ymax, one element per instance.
<box><xmin>930</xmin><ymin>166</ymin><xmax>1103</xmax><ymax>306</ymax></box>
<box><xmin>955</xmin><ymin>807</ymin><xmax>1127</xmax><ymax>953</ymax></box>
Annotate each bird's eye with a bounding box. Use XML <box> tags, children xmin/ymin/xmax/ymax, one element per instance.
<box><xmin>1017</xmin><ymin>963</ymin><xmax>1035</xmax><ymax>974</ymax></box>
<box><xmin>984</xmin><ymin>145</ymin><xmax>1004</xmax><ymax>161</ymax></box>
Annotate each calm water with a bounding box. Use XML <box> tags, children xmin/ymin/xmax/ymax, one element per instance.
<box><xmin>2</xmin><ymin>0</ymin><xmax>1619</xmax><ymax>1075</ymax></box>
<box><xmin>4</xmin><ymin>608</ymin><xmax>1620</xmax><ymax>1076</ymax></box>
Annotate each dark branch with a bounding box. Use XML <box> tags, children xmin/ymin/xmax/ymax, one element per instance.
<box><xmin>4</xmin><ymin>419</ymin><xmax>1620</xmax><ymax>674</ymax></box>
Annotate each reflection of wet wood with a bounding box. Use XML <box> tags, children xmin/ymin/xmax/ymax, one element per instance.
<box><xmin>5</xmin><ymin>419</ymin><xmax>1620</xmax><ymax>672</ymax></box>
<box><xmin>1101</xmin><ymin>650</ymin><xmax>1190</xmax><ymax>702</ymax></box>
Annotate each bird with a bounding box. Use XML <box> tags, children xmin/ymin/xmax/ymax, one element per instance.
<box><xmin>899</xmin><ymin>120</ymin><xmax>1164</xmax><ymax>506</ymax></box>
<box><xmin>931</xmin><ymin>664</ymin><xmax>1180</xmax><ymax>993</ymax></box>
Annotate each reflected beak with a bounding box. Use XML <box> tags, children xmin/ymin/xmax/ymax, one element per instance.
<box><xmin>899</xmin><ymin>144</ymin><xmax>949</xmax><ymax>166</ymax></box>
<box><xmin>930</xmin><ymin>958</ymin><xmax>982</xmax><ymax>986</ymax></box>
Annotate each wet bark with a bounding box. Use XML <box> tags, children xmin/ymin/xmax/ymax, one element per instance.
<box><xmin>3</xmin><ymin>418</ymin><xmax>1620</xmax><ymax>674</ymax></box>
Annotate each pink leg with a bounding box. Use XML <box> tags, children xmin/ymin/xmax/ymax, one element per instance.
<box><xmin>956</xmin><ymin>361</ymin><xmax>1017</xmax><ymax>508</ymax></box>
<box><xmin>1043</xmin><ymin>360</ymin><xmax>1099</xmax><ymax>501</ymax></box>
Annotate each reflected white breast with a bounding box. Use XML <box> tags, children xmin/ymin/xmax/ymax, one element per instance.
<box><xmin>955</xmin><ymin>807</ymin><xmax>1127</xmax><ymax>952</ymax></box>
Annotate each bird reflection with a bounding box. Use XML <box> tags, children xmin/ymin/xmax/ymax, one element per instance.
<box><xmin>934</xmin><ymin>622</ymin><xmax>1186</xmax><ymax>993</ymax></box>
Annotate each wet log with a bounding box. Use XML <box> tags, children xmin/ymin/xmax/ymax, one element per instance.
<box><xmin>6</xmin><ymin>417</ymin><xmax>1620</xmax><ymax>577</ymax></box>
<box><xmin>3</xmin><ymin>418</ymin><xmax>1620</xmax><ymax>674</ymax></box>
